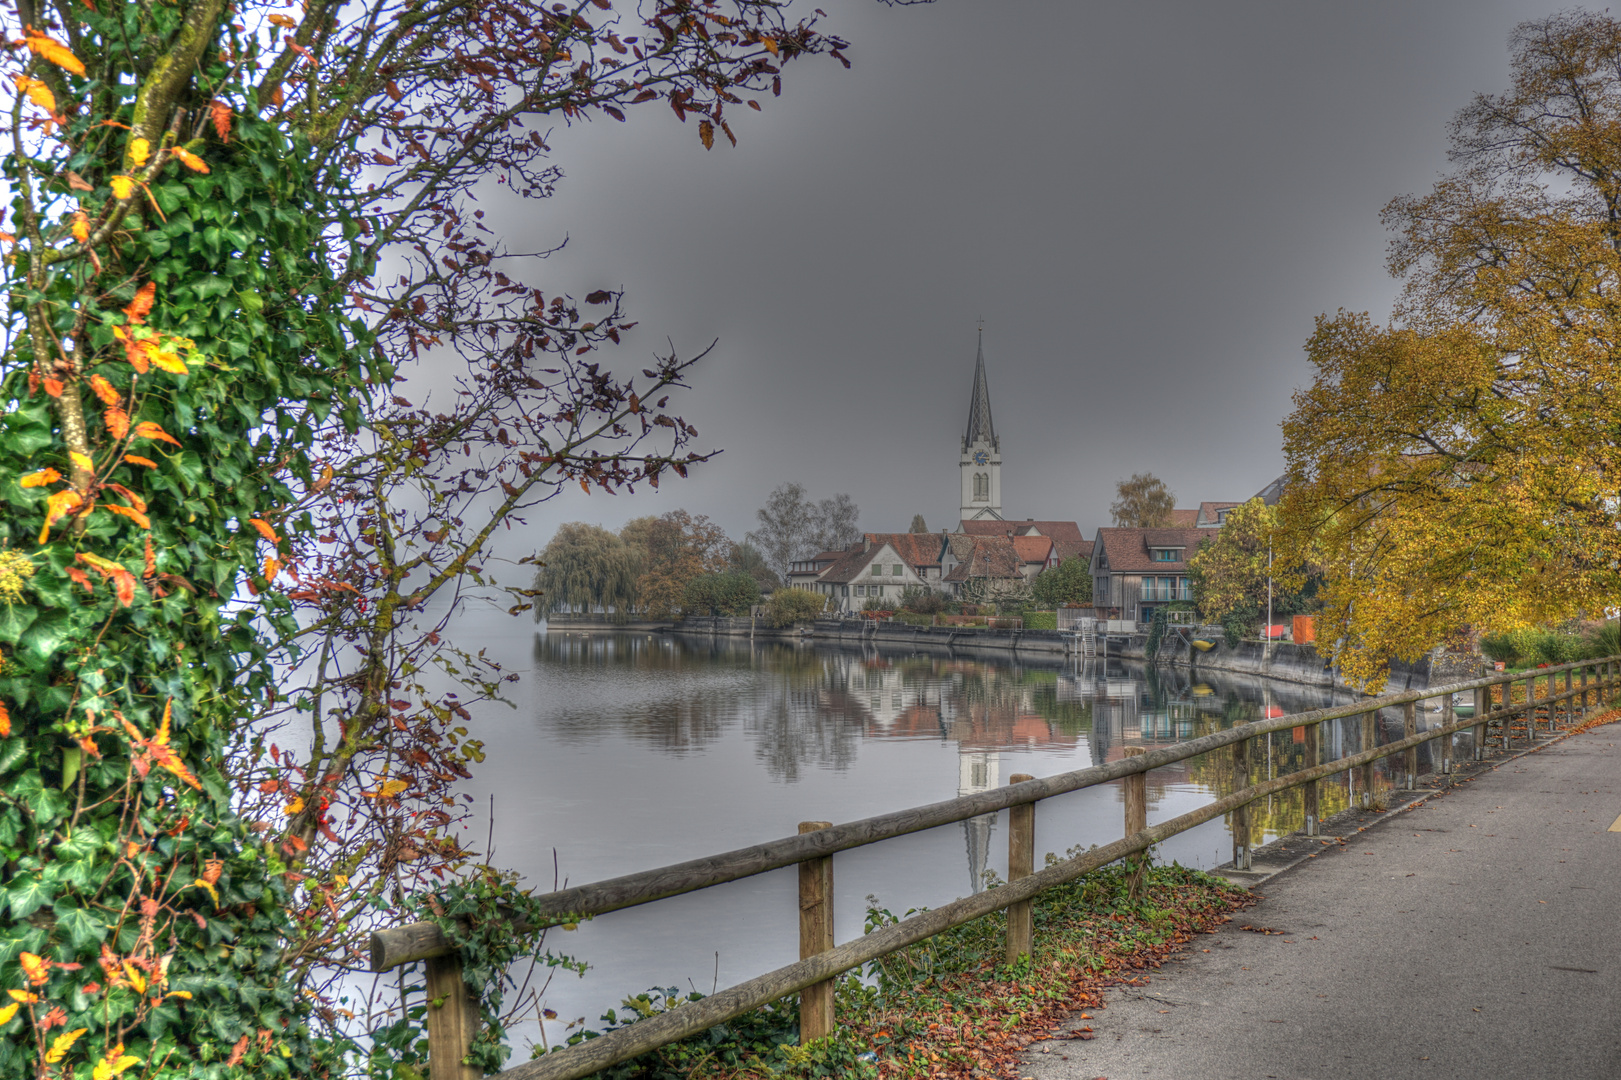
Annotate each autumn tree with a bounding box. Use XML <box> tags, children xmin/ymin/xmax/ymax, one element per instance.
<box><xmin>622</xmin><ymin>510</ymin><xmax>732</xmax><ymax>617</ymax></box>
<box><xmin>1187</xmin><ymin>499</ymin><xmax>1317</xmax><ymax>645</ymax></box>
<box><xmin>1110</xmin><ymin>473</ymin><xmax>1176</xmax><ymax>527</ymax></box>
<box><xmin>729</xmin><ymin>540</ymin><xmax>781</xmax><ymax>591</ymax></box>
<box><xmin>1279</xmin><ymin>12</ymin><xmax>1621</xmax><ymax>686</ymax></box>
<box><xmin>0</xmin><ymin>0</ymin><xmax>870</xmax><ymax>1075</ymax></box>
<box><xmin>682</xmin><ymin>570</ymin><xmax>760</xmax><ymax>615</ymax></box>
<box><xmin>909</xmin><ymin>513</ymin><xmax>929</xmax><ymax>532</ymax></box>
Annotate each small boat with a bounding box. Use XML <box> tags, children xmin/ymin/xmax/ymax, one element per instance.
<box><xmin>1191</xmin><ymin>639</ymin><xmax>1215</xmax><ymax>651</ymax></box>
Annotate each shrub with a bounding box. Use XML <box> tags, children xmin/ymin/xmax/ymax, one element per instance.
<box><xmin>1584</xmin><ymin>620</ymin><xmax>1621</xmax><ymax>659</ymax></box>
<box><xmin>1024</xmin><ymin>610</ymin><xmax>1057</xmax><ymax>630</ymax></box>
<box><xmin>766</xmin><ymin>587</ymin><xmax>828</xmax><ymax>627</ymax></box>
<box><xmin>898</xmin><ymin>586</ymin><xmax>947</xmax><ymax>614</ymax></box>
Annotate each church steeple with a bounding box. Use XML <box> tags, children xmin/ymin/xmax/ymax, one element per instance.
<box><xmin>962</xmin><ymin>330</ymin><xmax>998</xmax><ymax>453</ymax></box>
<box><xmin>958</xmin><ymin>329</ymin><xmax>1003</xmax><ymax>521</ymax></box>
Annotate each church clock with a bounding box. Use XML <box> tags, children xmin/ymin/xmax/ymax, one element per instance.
<box><xmin>973</xmin><ymin>450</ymin><xmax>988</xmax><ymax>466</ymax></box>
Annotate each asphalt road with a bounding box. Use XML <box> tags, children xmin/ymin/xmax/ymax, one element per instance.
<box><xmin>1024</xmin><ymin>723</ymin><xmax>1621</xmax><ymax>1080</ymax></box>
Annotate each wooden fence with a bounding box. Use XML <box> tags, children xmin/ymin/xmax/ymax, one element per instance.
<box><xmin>370</xmin><ymin>658</ymin><xmax>1620</xmax><ymax>1080</ymax></box>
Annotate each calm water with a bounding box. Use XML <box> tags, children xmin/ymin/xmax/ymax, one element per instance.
<box><xmin>453</xmin><ymin>626</ymin><xmax>1452</xmax><ymax>1048</ymax></box>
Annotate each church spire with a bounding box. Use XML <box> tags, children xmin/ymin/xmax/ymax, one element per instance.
<box><xmin>963</xmin><ymin>328</ymin><xmax>997</xmax><ymax>452</ymax></box>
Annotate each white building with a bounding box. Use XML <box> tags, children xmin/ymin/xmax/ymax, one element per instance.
<box><xmin>959</xmin><ymin>330</ymin><xmax>1003</xmax><ymax>521</ymax></box>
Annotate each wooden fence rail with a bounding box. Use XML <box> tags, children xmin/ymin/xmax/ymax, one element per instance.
<box><xmin>375</xmin><ymin>658</ymin><xmax>1619</xmax><ymax>1080</ymax></box>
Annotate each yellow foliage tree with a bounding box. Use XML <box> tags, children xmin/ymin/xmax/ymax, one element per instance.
<box><xmin>1280</xmin><ymin>12</ymin><xmax>1621</xmax><ymax>687</ymax></box>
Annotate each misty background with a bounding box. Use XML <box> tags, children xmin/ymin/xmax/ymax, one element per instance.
<box><xmin>434</xmin><ymin>0</ymin><xmax>1559</xmax><ymax>568</ymax></box>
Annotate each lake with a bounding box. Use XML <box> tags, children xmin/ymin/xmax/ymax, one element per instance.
<box><xmin>451</xmin><ymin>625</ymin><xmax>1434</xmax><ymax>1050</ymax></box>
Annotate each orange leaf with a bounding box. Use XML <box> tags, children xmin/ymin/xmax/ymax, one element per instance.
<box><xmin>26</xmin><ymin>34</ymin><xmax>85</xmax><ymax>76</ymax></box>
<box><xmin>43</xmin><ymin>376</ymin><xmax>64</xmax><ymax>397</ymax></box>
<box><xmin>133</xmin><ymin>421</ymin><xmax>180</xmax><ymax>447</ymax></box>
<box><xmin>20</xmin><ymin>952</ymin><xmax>50</xmax><ymax>986</ymax></box>
<box><xmin>171</xmin><ymin>146</ymin><xmax>210</xmax><ymax>174</ymax></box>
<box><xmin>19</xmin><ymin>467</ymin><xmax>61</xmax><ymax>488</ymax></box>
<box><xmin>39</xmin><ymin>489</ymin><xmax>83</xmax><ymax>542</ymax></box>
<box><xmin>103</xmin><ymin>504</ymin><xmax>151</xmax><ymax>530</ymax></box>
<box><xmin>78</xmin><ymin>552</ymin><xmax>137</xmax><ymax>606</ymax></box>
<box><xmin>128</xmin><ymin>137</ymin><xmax>150</xmax><ymax>169</ymax></box>
<box><xmin>68</xmin><ymin>566</ymin><xmax>92</xmax><ymax>592</ymax></box>
<box><xmin>0</xmin><ymin>700</ymin><xmax>9</xmax><ymax>737</ymax></box>
<box><xmin>121</xmin><ymin>336</ymin><xmax>150</xmax><ymax>374</ymax></box>
<box><xmin>699</xmin><ymin>120</ymin><xmax>714</xmax><ymax>150</ymax></box>
<box><xmin>110</xmin><ymin>176</ymin><xmax>135</xmax><ymax>200</ymax></box>
<box><xmin>210</xmin><ymin>99</ymin><xmax>232</xmax><ymax>142</ymax></box>
<box><xmin>144</xmin><ymin>535</ymin><xmax>156</xmax><ymax>579</ymax></box>
<box><xmin>122</xmin><ymin>455</ymin><xmax>157</xmax><ymax>469</ymax></box>
<box><xmin>70</xmin><ymin>210</ymin><xmax>88</xmax><ymax>242</ymax></box>
<box><xmin>105</xmin><ymin>407</ymin><xmax>130</xmax><ymax>440</ymax></box>
<box><xmin>89</xmin><ymin>374</ymin><xmax>120</xmax><ymax>405</ymax></box>
<box><xmin>263</xmin><ymin>556</ymin><xmax>280</xmax><ymax>582</ymax></box>
<box><xmin>124</xmin><ymin>282</ymin><xmax>155</xmax><ymax>324</ymax></box>
<box><xmin>268</xmin><ymin>13</ymin><xmax>296</xmax><ymax>27</ymax></box>
<box><xmin>12</xmin><ymin>75</ymin><xmax>55</xmax><ymax>113</ymax></box>
<box><xmin>105</xmin><ymin>483</ymin><xmax>146</xmax><ymax>512</ymax></box>
<box><xmin>248</xmin><ymin>518</ymin><xmax>280</xmax><ymax>543</ymax></box>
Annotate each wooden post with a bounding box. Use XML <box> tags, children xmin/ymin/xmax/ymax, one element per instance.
<box><xmin>797</xmin><ymin>821</ymin><xmax>834</xmax><ymax>1044</ymax></box>
<box><xmin>1360</xmin><ymin>711</ymin><xmax>1376</xmax><ymax>808</ymax></box>
<box><xmin>1474</xmin><ymin>686</ymin><xmax>1488</xmax><ymax>760</ymax></box>
<box><xmin>1581</xmin><ymin>665</ymin><xmax>1591</xmax><ymax>714</ymax></box>
<box><xmin>1231</xmin><ymin>735</ymin><xmax>1250</xmax><ymax>869</ymax></box>
<box><xmin>1302</xmin><ymin>721</ymin><xmax>1320</xmax><ymax>834</ymax></box>
<box><xmin>1402</xmin><ymin>700</ymin><xmax>1417</xmax><ymax>789</ymax></box>
<box><xmin>1122</xmin><ymin>749</ymin><xmax>1148</xmax><ymax>895</ymax></box>
<box><xmin>1005</xmin><ymin>776</ymin><xmax>1035</xmax><ymax>965</ymax></box>
<box><xmin>1563</xmin><ymin>668</ymin><xmax>1573</xmax><ymax>727</ymax></box>
<box><xmin>425</xmin><ymin>954</ymin><xmax>481</xmax><ymax>1080</ymax></box>
<box><xmin>1439</xmin><ymin>694</ymin><xmax>1453</xmax><ymax>775</ymax></box>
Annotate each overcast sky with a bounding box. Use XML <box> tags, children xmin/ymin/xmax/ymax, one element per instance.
<box><xmin>463</xmin><ymin>0</ymin><xmax>1562</xmax><ymax>557</ymax></box>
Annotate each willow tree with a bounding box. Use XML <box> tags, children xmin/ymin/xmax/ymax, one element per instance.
<box><xmin>0</xmin><ymin>0</ymin><xmax>866</xmax><ymax>1075</ymax></box>
<box><xmin>1280</xmin><ymin>11</ymin><xmax>1621</xmax><ymax>686</ymax></box>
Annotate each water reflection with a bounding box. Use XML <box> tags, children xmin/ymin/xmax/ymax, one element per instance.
<box><xmin>526</xmin><ymin>633</ymin><xmax>1442</xmax><ymax>890</ymax></box>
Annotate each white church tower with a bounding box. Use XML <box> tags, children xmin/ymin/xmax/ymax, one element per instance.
<box><xmin>959</xmin><ymin>331</ymin><xmax>1003</xmax><ymax>521</ymax></box>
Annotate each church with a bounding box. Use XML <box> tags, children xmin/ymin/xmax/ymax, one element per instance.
<box><xmin>958</xmin><ymin>330</ymin><xmax>1004</xmax><ymax>521</ymax></box>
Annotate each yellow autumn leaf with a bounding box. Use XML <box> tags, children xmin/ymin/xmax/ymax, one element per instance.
<box><xmin>19</xmin><ymin>952</ymin><xmax>49</xmax><ymax>985</ymax></box>
<box><xmin>4</xmin><ymin>989</ymin><xmax>35</xmax><ymax>1003</ymax></box>
<box><xmin>128</xmin><ymin>138</ymin><xmax>150</xmax><ymax>168</ymax></box>
<box><xmin>93</xmin><ymin>1050</ymin><xmax>142</xmax><ymax>1080</ymax></box>
<box><xmin>110</xmin><ymin>175</ymin><xmax>135</xmax><ymax>200</ymax></box>
<box><xmin>0</xmin><ymin>1002</ymin><xmax>17</xmax><ymax>1025</ymax></box>
<box><xmin>26</xmin><ymin>34</ymin><xmax>85</xmax><ymax>76</ymax></box>
<box><xmin>284</xmin><ymin>795</ymin><xmax>304</xmax><ymax>815</ymax></box>
<box><xmin>123</xmin><ymin>962</ymin><xmax>147</xmax><ymax>996</ymax></box>
<box><xmin>192</xmin><ymin>878</ymin><xmax>220</xmax><ymax>905</ymax></box>
<box><xmin>149</xmin><ymin>347</ymin><xmax>186</xmax><ymax>375</ymax></box>
<box><xmin>379</xmin><ymin>778</ymin><xmax>408</xmax><ymax>798</ymax></box>
<box><xmin>44</xmin><ymin>1027</ymin><xmax>86</xmax><ymax>1064</ymax></box>
<box><xmin>19</xmin><ymin>467</ymin><xmax>60</xmax><ymax>488</ymax></box>
<box><xmin>71</xmin><ymin>211</ymin><xmax>89</xmax><ymax>242</ymax></box>
<box><xmin>166</xmin><ymin>989</ymin><xmax>192</xmax><ymax>1000</ymax></box>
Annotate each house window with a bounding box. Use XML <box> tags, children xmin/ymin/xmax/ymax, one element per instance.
<box><xmin>892</xmin><ymin>564</ymin><xmax>903</xmax><ymax>576</ymax></box>
<box><xmin>873</xmin><ymin>585</ymin><xmax>884</xmax><ymax>599</ymax></box>
<box><xmin>856</xmin><ymin>585</ymin><xmax>866</xmax><ymax>597</ymax></box>
<box><xmin>871</xmin><ymin>564</ymin><xmax>883</xmax><ymax>576</ymax></box>
<box><xmin>1150</xmin><ymin>549</ymin><xmax>1180</xmax><ymax>562</ymax></box>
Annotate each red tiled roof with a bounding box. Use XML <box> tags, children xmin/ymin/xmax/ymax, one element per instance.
<box><xmin>958</xmin><ymin>519</ymin><xmax>1087</xmax><ymax>545</ymax></box>
<box><xmin>943</xmin><ymin>535</ymin><xmax>1025</xmax><ymax>582</ymax></box>
<box><xmin>1092</xmin><ymin>527</ymin><xmax>1219</xmax><ymax>573</ymax></box>
<box><xmin>1196</xmin><ymin>501</ymin><xmax>1242</xmax><ymax>526</ymax></box>
<box><xmin>1053</xmin><ymin>538</ymin><xmax>1094</xmax><ymax>563</ymax></box>
<box><xmin>1166</xmin><ymin>509</ymin><xmax>1199</xmax><ymax>527</ymax></box>
<box><xmin>863</xmin><ymin>533</ymin><xmax>944</xmax><ymax>568</ymax></box>
<box><xmin>1010</xmin><ymin>535</ymin><xmax>1055</xmax><ymax>564</ymax></box>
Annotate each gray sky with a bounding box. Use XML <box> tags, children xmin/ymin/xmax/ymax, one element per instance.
<box><xmin>468</xmin><ymin>0</ymin><xmax>1557</xmax><ymax>553</ymax></box>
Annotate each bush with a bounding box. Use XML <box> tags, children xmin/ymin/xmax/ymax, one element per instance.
<box><xmin>1481</xmin><ymin>625</ymin><xmax>1589</xmax><ymax>667</ymax></box>
<box><xmin>1584</xmin><ymin>620</ymin><xmax>1621</xmax><ymax>659</ymax></box>
<box><xmin>681</xmin><ymin>570</ymin><xmax>760</xmax><ymax>615</ymax></box>
<box><xmin>898</xmin><ymin>586</ymin><xmax>946</xmax><ymax>614</ymax></box>
<box><xmin>1024</xmin><ymin>610</ymin><xmax>1057</xmax><ymax>630</ymax></box>
<box><xmin>766</xmin><ymin>587</ymin><xmax>828</xmax><ymax>627</ymax></box>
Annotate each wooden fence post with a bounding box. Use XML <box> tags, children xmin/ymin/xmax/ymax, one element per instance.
<box><xmin>1360</xmin><ymin>711</ymin><xmax>1376</xmax><ymax>808</ymax></box>
<box><xmin>1402</xmin><ymin>701</ymin><xmax>1417</xmax><ymax>789</ymax></box>
<box><xmin>1302</xmin><ymin>721</ymin><xmax>1320</xmax><ymax>834</ymax></box>
<box><xmin>1232</xmin><ymin>735</ymin><xmax>1250</xmax><ymax>870</ymax></box>
<box><xmin>1563</xmin><ymin>669</ymin><xmax>1573</xmax><ymax>727</ymax></box>
<box><xmin>1005</xmin><ymin>775</ymin><xmax>1035</xmax><ymax>965</ymax></box>
<box><xmin>1474</xmin><ymin>687</ymin><xmax>1488</xmax><ymax>760</ymax></box>
<box><xmin>1122</xmin><ymin>749</ymin><xmax>1148</xmax><ymax>895</ymax></box>
<box><xmin>1581</xmin><ymin>665</ymin><xmax>1590</xmax><ymax>714</ymax></box>
<box><xmin>1439</xmin><ymin>695</ymin><xmax>1453</xmax><ymax>775</ymax></box>
<box><xmin>797</xmin><ymin>821</ymin><xmax>835</xmax><ymax>1044</ymax></box>
<box><xmin>425</xmin><ymin>954</ymin><xmax>481</xmax><ymax>1080</ymax></box>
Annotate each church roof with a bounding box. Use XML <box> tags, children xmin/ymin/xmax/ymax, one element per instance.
<box><xmin>962</xmin><ymin>332</ymin><xmax>997</xmax><ymax>451</ymax></box>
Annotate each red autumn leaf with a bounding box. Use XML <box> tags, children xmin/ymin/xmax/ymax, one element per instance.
<box><xmin>124</xmin><ymin>282</ymin><xmax>155</xmax><ymax>325</ymax></box>
<box><xmin>248</xmin><ymin>518</ymin><xmax>280</xmax><ymax>543</ymax></box>
<box><xmin>43</xmin><ymin>376</ymin><xmax>64</xmax><ymax>397</ymax></box>
<box><xmin>89</xmin><ymin>374</ymin><xmax>120</xmax><ymax>405</ymax></box>
<box><xmin>67</xmin><ymin>566</ymin><xmax>93</xmax><ymax>592</ymax></box>
<box><xmin>0</xmin><ymin>700</ymin><xmax>9</xmax><ymax>737</ymax></box>
<box><xmin>105</xmin><ymin>407</ymin><xmax>130</xmax><ymax>440</ymax></box>
<box><xmin>103</xmin><ymin>503</ymin><xmax>151</xmax><ymax>530</ymax></box>
<box><xmin>210</xmin><ymin>99</ymin><xmax>232</xmax><ymax>142</ymax></box>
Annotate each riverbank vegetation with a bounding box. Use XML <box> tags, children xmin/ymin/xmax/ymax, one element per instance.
<box><xmin>556</xmin><ymin>863</ymin><xmax>1250</xmax><ymax>1080</ymax></box>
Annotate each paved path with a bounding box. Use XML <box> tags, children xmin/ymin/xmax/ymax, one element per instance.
<box><xmin>1024</xmin><ymin>723</ymin><xmax>1621</xmax><ymax>1080</ymax></box>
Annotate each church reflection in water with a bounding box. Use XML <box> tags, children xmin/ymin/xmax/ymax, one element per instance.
<box><xmin>532</xmin><ymin>633</ymin><xmax>1372</xmax><ymax>892</ymax></box>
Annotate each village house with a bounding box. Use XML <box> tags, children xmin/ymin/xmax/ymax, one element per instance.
<box><xmin>956</xmin><ymin>518</ymin><xmax>1094</xmax><ymax>564</ymax></box>
<box><xmin>788</xmin><ymin>533</ymin><xmax>947</xmax><ymax>611</ymax></box>
<box><xmin>1089</xmin><ymin>526</ymin><xmax>1219</xmax><ymax>624</ymax></box>
<box><xmin>940</xmin><ymin>532</ymin><xmax>1056</xmax><ymax>597</ymax></box>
